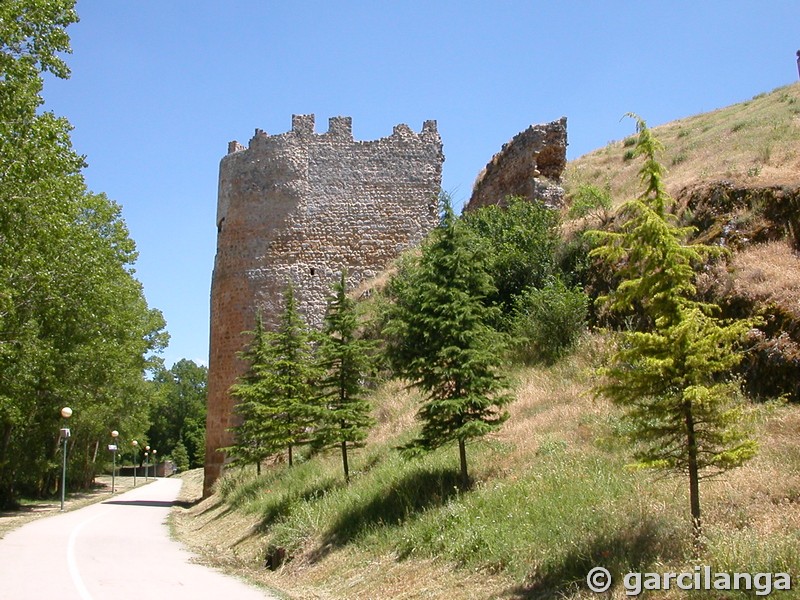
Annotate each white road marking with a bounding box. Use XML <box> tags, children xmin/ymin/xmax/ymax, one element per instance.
<box><xmin>66</xmin><ymin>510</ymin><xmax>108</xmax><ymax>600</ymax></box>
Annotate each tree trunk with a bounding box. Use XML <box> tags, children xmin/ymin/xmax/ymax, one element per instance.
<box><xmin>0</xmin><ymin>424</ymin><xmax>10</xmax><ymax>465</ymax></box>
<box><xmin>684</xmin><ymin>403</ymin><xmax>703</xmax><ymax>551</ymax></box>
<box><xmin>458</xmin><ymin>439</ymin><xmax>469</xmax><ymax>490</ymax></box>
<box><xmin>288</xmin><ymin>444</ymin><xmax>293</xmax><ymax>467</ymax></box>
<box><xmin>341</xmin><ymin>440</ymin><xmax>349</xmax><ymax>484</ymax></box>
<box><xmin>0</xmin><ymin>423</ymin><xmax>16</xmax><ymax>508</ymax></box>
<box><xmin>256</xmin><ymin>460</ymin><xmax>261</xmax><ymax>476</ymax></box>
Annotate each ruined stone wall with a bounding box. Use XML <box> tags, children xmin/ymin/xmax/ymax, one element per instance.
<box><xmin>465</xmin><ymin>117</ymin><xmax>567</xmax><ymax>211</ymax></box>
<box><xmin>204</xmin><ymin>115</ymin><xmax>443</xmax><ymax>494</ymax></box>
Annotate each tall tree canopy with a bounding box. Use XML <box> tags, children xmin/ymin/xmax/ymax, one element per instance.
<box><xmin>0</xmin><ymin>0</ymin><xmax>167</xmax><ymax>507</ymax></box>
<box><xmin>148</xmin><ymin>359</ymin><xmax>207</xmax><ymax>470</ymax></box>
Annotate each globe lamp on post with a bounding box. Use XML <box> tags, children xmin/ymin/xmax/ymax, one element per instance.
<box><xmin>110</xmin><ymin>430</ymin><xmax>119</xmax><ymax>493</ymax></box>
<box><xmin>152</xmin><ymin>449</ymin><xmax>157</xmax><ymax>479</ymax></box>
<box><xmin>59</xmin><ymin>407</ymin><xmax>72</xmax><ymax>511</ymax></box>
<box><xmin>132</xmin><ymin>440</ymin><xmax>138</xmax><ymax>487</ymax></box>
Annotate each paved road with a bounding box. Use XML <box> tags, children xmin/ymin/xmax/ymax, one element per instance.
<box><xmin>0</xmin><ymin>478</ymin><xmax>277</xmax><ymax>599</ymax></box>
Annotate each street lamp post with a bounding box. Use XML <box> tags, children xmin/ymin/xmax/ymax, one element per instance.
<box><xmin>109</xmin><ymin>430</ymin><xmax>119</xmax><ymax>493</ymax></box>
<box><xmin>132</xmin><ymin>440</ymin><xmax>138</xmax><ymax>486</ymax></box>
<box><xmin>59</xmin><ymin>407</ymin><xmax>72</xmax><ymax>511</ymax></box>
<box><xmin>144</xmin><ymin>446</ymin><xmax>150</xmax><ymax>481</ymax></box>
<box><xmin>152</xmin><ymin>449</ymin><xmax>157</xmax><ymax>479</ymax></box>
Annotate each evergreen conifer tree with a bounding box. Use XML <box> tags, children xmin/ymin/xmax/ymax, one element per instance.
<box><xmin>264</xmin><ymin>283</ymin><xmax>318</xmax><ymax>466</ymax></box>
<box><xmin>226</xmin><ymin>284</ymin><xmax>318</xmax><ymax>470</ymax></box>
<box><xmin>384</xmin><ymin>196</ymin><xmax>512</xmax><ymax>489</ymax></box>
<box><xmin>226</xmin><ymin>313</ymin><xmax>274</xmax><ymax>473</ymax></box>
<box><xmin>588</xmin><ymin>115</ymin><xmax>758</xmax><ymax>546</ymax></box>
<box><xmin>314</xmin><ymin>271</ymin><xmax>375</xmax><ymax>483</ymax></box>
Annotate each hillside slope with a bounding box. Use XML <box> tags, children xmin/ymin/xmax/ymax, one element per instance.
<box><xmin>565</xmin><ymin>82</ymin><xmax>800</xmax><ymax>200</ymax></box>
<box><xmin>171</xmin><ymin>86</ymin><xmax>800</xmax><ymax>599</ymax></box>
<box><xmin>565</xmin><ymin>83</ymin><xmax>800</xmax><ymax>402</ymax></box>
<box><xmin>173</xmin><ymin>338</ymin><xmax>800</xmax><ymax>599</ymax></box>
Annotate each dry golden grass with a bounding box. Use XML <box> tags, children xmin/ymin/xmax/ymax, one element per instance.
<box><xmin>367</xmin><ymin>379</ymin><xmax>421</xmax><ymax>447</ymax></box>
<box><xmin>269</xmin><ymin>551</ymin><xmax>507</xmax><ymax>600</ymax></box>
<box><xmin>705</xmin><ymin>405</ymin><xmax>800</xmax><ymax>527</ymax></box>
<box><xmin>563</xmin><ymin>82</ymin><xmax>800</xmax><ymax>206</ymax></box>
<box><xmin>349</xmin><ymin>266</ymin><xmax>395</xmax><ymax>300</ymax></box>
<box><xmin>494</xmin><ymin>339</ymin><xmax>609</xmax><ymax>470</ymax></box>
<box><xmin>729</xmin><ymin>240</ymin><xmax>800</xmax><ymax>318</ymax></box>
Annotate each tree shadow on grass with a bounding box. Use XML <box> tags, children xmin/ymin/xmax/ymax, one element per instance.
<box><xmin>254</xmin><ymin>476</ymin><xmax>341</xmax><ymax>534</ymax></box>
<box><xmin>307</xmin><ymin>466</ymin><xmax>463</xmax><ymax>563</ymax></box>
<box><xmin>500</xmin><ymin>518</ymin><xmax>679</xmax><ymax>599</ymax></box>
<box><xmin>229</xmin><ymin>476</ymin><xmax>341</xmax><ymax>551</ymax></box>
<box><xmin>197</xmin><ymin>498</ymin><xmax>225</xmax><ymax>516</ymax></box>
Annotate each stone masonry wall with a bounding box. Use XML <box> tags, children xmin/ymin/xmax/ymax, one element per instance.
<box><xmin>204</xmin><ymin>115</ymin><xmax>443</xmax><ymax>495</ymax></box>
<box><xmin>465</xmin><ymin>117</ymin><xmax>567</xmax><ymax>211</ymax></box>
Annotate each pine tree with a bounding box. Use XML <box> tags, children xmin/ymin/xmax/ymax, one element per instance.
<box><xmin>261</xmin><ymin>283</ymin><xmax>318</xmax><ymax>467</ymax></box>
<box><xmin>314</xmin><ymin>271</ymin><xmax>375</xmax><ymax>483</ymax></box>
<box><xmin>588</xmin><ymin>115</ymin><xmax>758</xmax><ymax>546</ymax></box>
<box><xmin>384</xmin><ymin>196</ymin><xmax>512</xmax><ymax>489</ymax></box>
<box><xmin>226</xmin><ymin>313</ymin><xmax>275</xmax><ymax>473</ymax></box>
<box><xmin>226</xmin><ymin>285</ymin><xmax>318</xmax><ymax>471</ymax></box>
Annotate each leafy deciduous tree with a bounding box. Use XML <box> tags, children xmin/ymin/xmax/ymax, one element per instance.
<box><xmin>510</xmin><ymin>278</ymin><xmax>588</xmax><ymax>365</ymax></box>
<box><xmin>460</xmin><ymin>196</ymin><xmax>560</xmax><ymax>322</ymax></box>
<box><xmin>148</xmin><ymin>359</ymin><xmax>207</xmax><ymax>469</ymax></box>
<box><xmin>0</xmin><ymin>0</ymin><xmax>167</xmax><ymax>507</ymax></box>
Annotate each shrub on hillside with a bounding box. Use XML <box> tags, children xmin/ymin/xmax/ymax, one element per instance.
<box><xmin>510</xmin><ymin>279</ymin><xmax>588</xmax><ymax>365</ymax></box>
<box><xmin>461</xmin><ymin>196</ymin><xmax>560</xmax><ymax>318</ymax></box>
<box><xmin>567</xmin><ymin>183</ymin><xmax>612</xmax><ymax>224</ymax></box>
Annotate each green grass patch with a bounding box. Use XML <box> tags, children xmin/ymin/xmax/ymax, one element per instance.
<box><xmin>391</xmin><ymin>451</ymin><xmax>687</xmax><ymax>588</ymax></box>
<box><xmin>706</xmin><ymin>525</ymin><xmax>800</xmax><ymax>574</ymax></box>
<box><xmin>672</xmin><ymin>151</ymin><xmax>689</xmax><ymax>166</ymax></box>
<box><xmin>217</xmin><ymin>444</ymin><xmax>466</xmax><ymax>558</ymax></box>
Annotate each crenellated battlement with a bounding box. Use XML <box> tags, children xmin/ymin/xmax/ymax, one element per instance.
<box><xmin>292</xmin><ymin>113</ymin><xmax>315</xmax><ymax>136</ymax></box>
<box><xmin>227</xmin><ymin>114</ymin><xmax>440</xmax><ymax>154</ymax></box>
<box><xmin>326</xmin><ymin>116</ymin><xmax>352</xmax><ymax>140</ymax></box>
<box><xmin>206</xmin><ymin>114</ymin><xmax>444</xmax><ymax>496</ymax></box>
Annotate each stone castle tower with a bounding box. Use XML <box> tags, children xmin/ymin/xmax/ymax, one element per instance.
<box><xmin>204</xmin><ymin>115</ymin><xmax>444</xmax><ymax>494</ymax></box>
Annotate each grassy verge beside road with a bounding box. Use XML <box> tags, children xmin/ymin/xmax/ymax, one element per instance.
<box><xmin>170</xmin><ymin>335</ymin><xmax>800</xmax><ymax>599</ymax></box>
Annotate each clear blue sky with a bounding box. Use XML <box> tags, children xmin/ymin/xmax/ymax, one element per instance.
<box><xmin>42</xmin><ymin>1</ymin><xmax>800</xmax><ymax>369</ymax></box>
